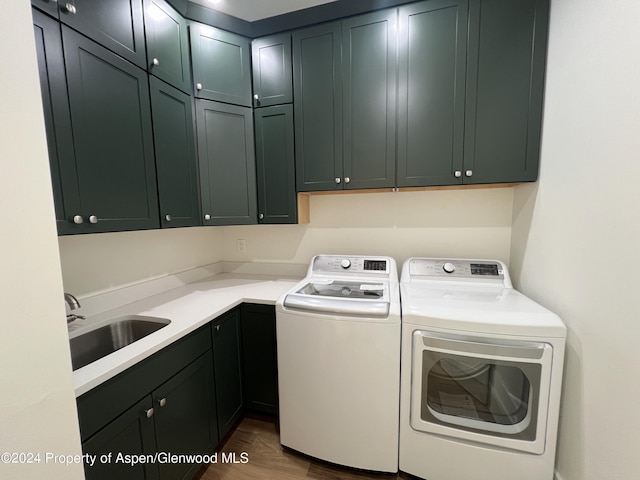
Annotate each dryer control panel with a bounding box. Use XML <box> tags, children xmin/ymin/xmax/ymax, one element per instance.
<box><xmin>408</xmin><ymin>259</ymin><xmax>505</xmax><ymax>280</ymax></box>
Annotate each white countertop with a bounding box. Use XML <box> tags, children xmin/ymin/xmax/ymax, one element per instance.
<box><xmin>71</xmin><ymin>273</ymin><xmax>300</xmax><ymax>397</ymax></box>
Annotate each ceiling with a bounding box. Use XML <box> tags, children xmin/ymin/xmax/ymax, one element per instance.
<box><xmin>190</xmin><ymin>0</ymin><xmax>339</xmax><ymax>22</ymax></box>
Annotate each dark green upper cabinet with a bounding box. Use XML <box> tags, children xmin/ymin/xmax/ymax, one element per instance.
<box><xmin>293</xmin><ymin>22</ymin><xmax>342</xmax><ymax>192</ymax></box>
<box><xmin>31</xmin><ymin>0</ymin><xmax>59</xmax><ymax>18</ymax></box>
<box><xmin>342</xmin><ymin>10</ymin><xmax>397</xmax><ymax>190</ymax></box>
<box><xmin>190</xmin><ymin>22</ymin><xmax>252</xmax><ymax>107</ymax></box>
<box><xmin>397</xmin><ymin>0</ymin><xmax>468</xmax><ymax>187</ymax></box>
<box><xmin>33</xmin><ymin>9</ymin><xmax>78</xmax><ymax>235</ymax></box>
<box><xmin>212</xmin><ymin>309</ymin><xmax>244</xmax><ymax>440</ymax></box>
<box><xmin>463</xmin><ymin>0</ymin><xmax>549</xmax><ymax>184</ymax></box>
<box><xmin>254</xmin><ymin>105</ymin><xmax>297</xmax><ymax>224</ymax></box>
<box><xmin>251</xmin><ymin>33</ymin><xmax>293</xmax><ymax>107</ymax></box>
<box><xmin>143</xmin><ymin>0</ymin><xmax>191</xmax><ymax>93</ymax></box>
<box><xmin>62</xmin><ymin>26</ymin><xmax>159</xmax><ymax>233</ymax></box>
<box><xmin>196</xmin><ymin>100</ymin><xmax>257</xmax><ymax>226</ymax></box>
<box><xmin>149</xmin><ymin>76</ymin><xmax>200</xmax><ymax>228</ymax></box>
<box><xmin>59</xmin><ymin>0</ymin><xmax>147</xmax><ymax>69</ymax></box>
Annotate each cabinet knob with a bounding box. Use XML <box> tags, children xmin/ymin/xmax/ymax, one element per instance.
<box><xmin>335</xmin><ymin>177</ymin><xmax>341</xmax><ymax>184</ymax></box>
<box><xmin>344</xmin><ymin>177</ymin><xmax>350</xmax><ymax>184</ymax></box>
<box><xmin>215</xmin><ymin>325</ymin><xmax>220</xmax><ymax>332</ymax></box>
<box><xmin>196</xmin><ymin>83</ymin><xmax>203</xmax><ymax>91</ymax></box>
<box><xmin>152</xmin><ymin>58</ymin><xmax>159</xmax><ymax>67</ymax></box>
<box><xmin>204</xmin><ymin>214</ymin><xmax>211</xmax><ymax>221</ymax></box>
<box><xmin>259</xmin><ymin>213</ymin><xmax>264</xmax><ymax>220</ymax></box>
<box><xmin>254</xmin><ymin>94</ymin><xmax>259</xmax><ymax>100</ymax></box>
<box><xmin>88</xmin><ymin>215</ymin><xmax>98</xmax><ymax>224</ymax></box>
<box><xmin>158</xmin><ymin>398</ymin><xmax>167</xmax><ymax>408</ymax></box>
<box><xmin>454</xmin><ymin>171</ymin><xmax>462</xmax><ymax>178</ymax></box>
<box><xmin>165</xmin><ymin>214</ymin><xmax>172</xmax><ymax>222</ymax></box>
<box><xmin>64</xmin><ymin>2</ymin><xmax>76</xmax><ymax>14</ymax></box>
<box><xmin>73</xmin><ymin>215</ymin><xmax>83</xmax><ymax>225</ymax></box>
<box><xmin>465</xmin><ymin>170</ymin><xmax>473</xmax><ymax>177</ymax></box>
<box><xmin>145</xmin><ymin>408</ymin><xmax>154</xmax><ymax>418</ymax></box>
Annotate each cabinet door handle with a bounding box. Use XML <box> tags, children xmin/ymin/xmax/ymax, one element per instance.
<box><xmin>465</xmin><ymin>170</ymin><xmax>473</xmax><ymax>177</ymax></box>
<box><xmin>158</xmin><ymin>398</ymin><xmax>167</xmax><ymax>408</ymax></box>
<box><xmin>254</xmin><ymin>94</ymin><xmax>259</xmax><ymax>100</ymax></box>
<box><xmin>259</xmin><ymin>213</ymin><xmax>264</xmax><ymax>220</ymax></box>
<box><xmin>146</xmin><ymin>408</ymin><xmax>154</xmax><ymax>418</ymax></box>
<box><xmin>88</xmin><ymin>215</ymin><xmax>98</xmax><ymax>224</ymax></box>
<box><xmin>335</xmin><ymin>177</ymin><xmax>341</xmax><ymax>184</ymax></box>
<box><xmin>454</xmin><ymin>171</ymin><xmax>462</xmax><ymax>178</ymax></box>
<box><xmin>344</xmin><ymin>177</ymin><xmax>350</xmax><ymax>184</ymax></box>
<box><xmin>196</xmin><ymin>83</ymin><xmax>203</xmax><ymax>91</ymax></box>
<box><xmin>215</xmin><ymin>325</ymin><xmax>220</xmax><ymax>332</ymax></box>
<box><xmin>165</xmin><ymin>214</ymin><xmax>172</xmax><ymax>222</ymax></box>
<box><xmin>152</xmin><ymin>58</ymin><xmax>159</xmax><ymax>67</ymax></box>
<box><xmin>204</xmin><ymin>214</ymin><xmax>211</xmax><ymax>221</ymax></box>
<box><xmin>73</xmin><ymin>215</ymin><xmax>83</xmax><ymax>225</ymax></box>
<box><xmin>64</xmin><ymin>3</ymin><xmax>76</xmax><ymax>14</ymax></box>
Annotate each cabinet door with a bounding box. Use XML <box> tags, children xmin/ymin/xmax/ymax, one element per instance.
<box><xmin>153</xmin><ymin>352</ymin><xmax>218</xmax><ymax>480</ymax></box>
<box><xmin>397</xmin><ymin>0</ymin><xmax>468</xmax><ymax>187</ymax></box>
<box><xmin>463</xmin><ymin>0</ymin><xmax>549</xmax><ymax>184</ymax></box>
<box><xmin>32</xmin><ymin>9</ymin><xmax>80</xmax><ymax>235</ymax></box>
<box><xmin>31</xmin><ymin>0</ymin><xmax>59</xmax><ymax>18</ymax></box>
<box><xmin>149</xmin><ymin>76</ymin><xmax>200</xmax><ymax>228</ymax></box>
<box><xmin>241</xmin><ymin>304</ymin><xmax>278</xmax><ymax>415</ymax></box>
<box><xmin>83</xmin><ymin>397</ymin><xmax>159</xmax><ymax>480</ymax></box>
<box><xmin>60</xmin><ymin>0</ymin><xmax>147</xmax><ymax>69</ymax></box>
<box><xmin>293</xmin><ymin>22</ymin><xmax>343</xmax><ymax>192</ymax></box>
<box><xmin>252</xmin><ymin>33</ymin><xmax>292</xmax><ymax>107</ymax></box>
<box><xmin>254</xmin><ymin>105</ymin><xmax>297</xmax><ymax>224</ymax></box>
<box><xmin>196</xmin><ymin>100</ymin><xmax>257</xmax><ymax>226</ymax></box>
<box><xmin>342</xmin><ymin>10</ymin><xmax>397</xmax><ymax>190</ymax></box>
<box><xmin>190</xmin><ymin>22</ymin><xmax>252</xmax><ymax>106</ymax></box>
<box><xmin>63</xmin><ymin>27</ymin><xmax>159</xmax><ymax>233</ymax></box>
<box><xmin>212</xmin><ymin>309</ymin><xmax>244</xmax><ymax>440</ymax></box>
<box><xmin>143</xmin><ymin>0</ymin><xmax>191</xmax><ymax>93</ymax></box>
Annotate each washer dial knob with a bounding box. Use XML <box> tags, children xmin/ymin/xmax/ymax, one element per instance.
<box><xmin>443</xmin><ymin>262</ymin><xmax>456</xmax><ymax>274</ymax></box>
<box><xmin>340</xmin><ymin>259</ymin><xmax>351</xmax><ymax>269</ymax></box>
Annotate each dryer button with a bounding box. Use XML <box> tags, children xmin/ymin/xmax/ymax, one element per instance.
<box><xmin>443</xmin><ymin>262</ymin><xmax>456</xmax><ymax>274</ymax></box>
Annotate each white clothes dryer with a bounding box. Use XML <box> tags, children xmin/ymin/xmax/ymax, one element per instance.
<box><xmin>399</xmin><ymin>258</ymin><xmax>566</xmax><ymax>480</ymax></box>
<box><xmin>276</xmin><ymin>255</ymin><xmax>401</xmax><ymax>473</ymax></box>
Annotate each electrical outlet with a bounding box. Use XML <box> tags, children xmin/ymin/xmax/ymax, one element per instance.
<box><xmin>237</xmin><ymin>239</ymin><xmax>246</xmax><ymax>254</ymax></box>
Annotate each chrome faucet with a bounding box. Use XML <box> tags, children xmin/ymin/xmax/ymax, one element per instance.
<box><xmin>64</xmin><ymin>293</ymin><xmax>85</xmax><ymax>323</ymax></box>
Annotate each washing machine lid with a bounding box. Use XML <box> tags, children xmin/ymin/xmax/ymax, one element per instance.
<box><xmin>400</xmin><ymin>283</ymin><xmax>566</xmax><ymax>337</ymax></box>
<box><xmin>284</xmin><ymin>279</ymin><xmax>390</xmax><ymax>316</ymax></box>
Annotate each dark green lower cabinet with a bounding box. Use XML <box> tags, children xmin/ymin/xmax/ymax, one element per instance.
<box><xmin>241</xmin><ymin>304</ymin><xmax>278</xmax><ymax>415</ymax></box>
<box><xmin>212</xmin><ymin>309</ymin><xmax>244</xmax><ymax>440</ymax></box>
<box><xmin>153</xmin><ymin>352</ymin><xmax>217</xmax><ymax>480</ymax></box>
<box><xmin>254</xmin><ymin>105</ymin><xmax>297</xmax><ymax>224</ymax></box>
<box><xmin>83</xmin><ymin>397</ymin><xmax>159</xmax><ymax>480</ymax></box>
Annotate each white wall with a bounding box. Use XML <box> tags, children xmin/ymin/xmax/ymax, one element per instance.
<box><xmin>221</xmin><ymin>188</ymin><xmax>514</xmax><ymax>269</ymax></box>
<box><xmin>509</xmin><ymin>1</ymin><xmax>640</xmax><ymax>479</ymax></box>
<box><xmin>0</xmin><ymin>3</ymin><xmax>83</xmax><ymax>479</ymax></box>
<box><xmin>59</xmin><ymin>227</ymin><xmax>223</xmax><ymax>296</ymax></box>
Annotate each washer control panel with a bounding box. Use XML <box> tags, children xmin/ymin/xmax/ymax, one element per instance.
<box><xmin>409</xmin><ymin>258</ymin><xmax>504</xmax><ymax>280</ymax></box>
<box><xmin>312</xmin><ymin>256</ymin><xmax>390</xmax><ymax>275</ymax></box>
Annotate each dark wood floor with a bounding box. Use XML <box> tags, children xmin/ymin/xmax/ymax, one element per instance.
<box><xmin>195</xmin><ymin>415</ymin><xmax>413</xmax><ymax>480</ymax></box>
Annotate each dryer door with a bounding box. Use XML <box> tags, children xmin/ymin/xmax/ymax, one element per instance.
<box><xmin>410</xmin><ymin>330</ymin><xmax>553</xmax><ymax>454</ymax></box>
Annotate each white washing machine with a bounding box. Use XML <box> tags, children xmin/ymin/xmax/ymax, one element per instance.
<box><xmin>276</xmin><ymin>255</ymin><xmax>400</xmax><ymax>473</ymax></box>
<box><xmin>399</xmin><ymin>258</ymin><xmax>566</xmax><ymax>480</ymax></box>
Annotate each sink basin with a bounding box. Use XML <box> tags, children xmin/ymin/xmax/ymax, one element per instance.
<box><xmin>70</xmin><ymin>316</ymin><xmax>171</xmax><ymax>370</ymax></box>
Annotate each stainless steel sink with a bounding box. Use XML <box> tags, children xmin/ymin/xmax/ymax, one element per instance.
<box><xmin>70</xmin><ymin>316</ymin><xmax>170</xmax><ymax>370</ymax></box>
